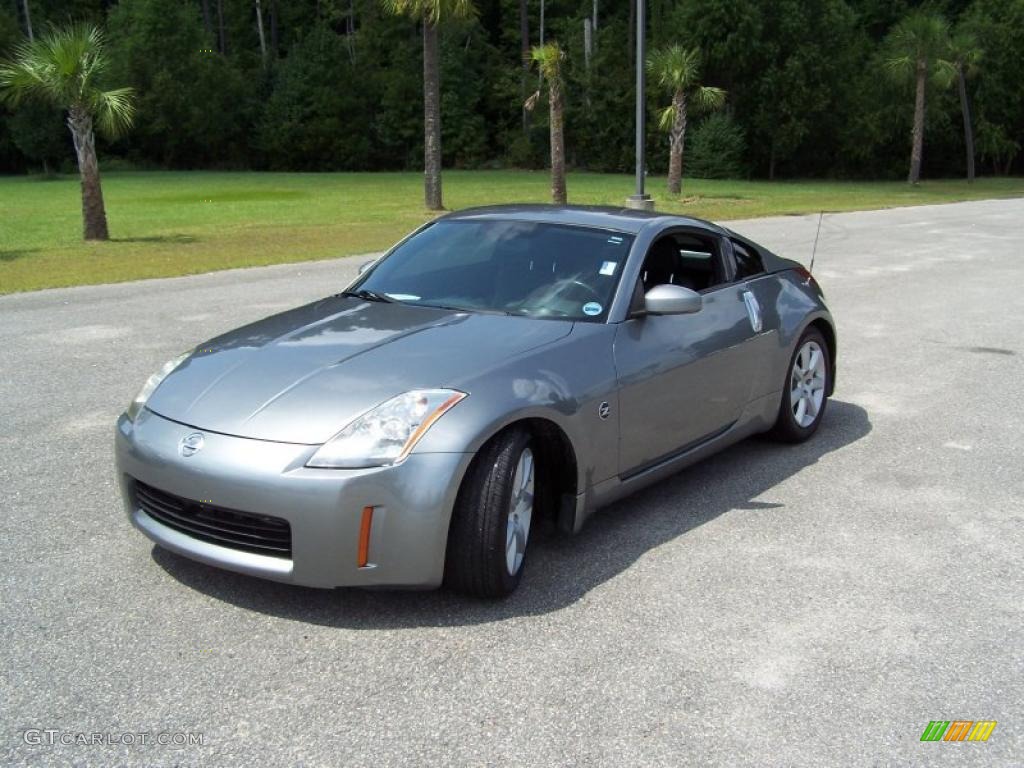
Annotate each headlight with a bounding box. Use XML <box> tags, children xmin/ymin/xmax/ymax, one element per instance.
<box><xmin>126</xmin><ymin>351</ymin><xmax>191</xmax><ymax>422</ymax></box>
<box><xmin>306</xmin><ymin>389</ymin><xmax>467</xmax><ymax>469</ymax></box>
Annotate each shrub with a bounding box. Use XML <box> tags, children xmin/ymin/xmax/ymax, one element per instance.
<box><xmin>687</xmin><ymin>113</ymin><xmax>746</xmax><ymax>179</ymax></box>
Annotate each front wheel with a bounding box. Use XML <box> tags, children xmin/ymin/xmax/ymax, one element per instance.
<box><xmin>770</xmin><ymin>328</ymin><xmax>830</xmax><ymax>442</ymax></box>
<box><xmin>445</xmin><ymin>428</ymin><xmax>535</xmax><ymax>598</ymax></box>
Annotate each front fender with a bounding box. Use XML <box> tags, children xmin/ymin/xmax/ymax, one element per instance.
<box><xmin>413</xmin><ymin>322</ymin><xmax>620</xmax><ymax>498</ymax></box>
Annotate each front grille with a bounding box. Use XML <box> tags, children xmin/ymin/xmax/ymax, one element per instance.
<box><xmin>134</xmin><ymin>481</ymin><xmax>292</xmax><ymax>559</ymax></box>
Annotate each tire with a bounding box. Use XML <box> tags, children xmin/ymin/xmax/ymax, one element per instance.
<box><xmin>445</xmin><ymin>427</ymin><xmax>536</xmax><ymax>598</ymax></box>
<box><xmin>770</xmin><ymin>327</ymin><xmax>831</xmax><ymax>443</ymax></box>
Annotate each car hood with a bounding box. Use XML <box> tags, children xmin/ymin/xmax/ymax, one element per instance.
<box><xmin>146</xmin><ymin>296</ymin><xmax>572</xmax><ymax>444</ymax></box>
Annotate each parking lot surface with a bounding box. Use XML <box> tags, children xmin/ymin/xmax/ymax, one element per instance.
<box><xmin>1</xmin><ymin>199</ymin><xmax>1022</xmax><ymax>766</ymax></box>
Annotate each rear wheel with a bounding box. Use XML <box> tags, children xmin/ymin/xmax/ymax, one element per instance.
<box><xmin>770</xmin><ymin>328</ymin><xmax>830</xmax><ymax>442</ymax></box>
<box><xmin>445</xmin><ymin>428</ymin><xmax>535</xmax><ymax>598</ymax></box>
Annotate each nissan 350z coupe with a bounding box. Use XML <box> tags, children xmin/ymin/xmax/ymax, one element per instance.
<box><xmin>116</xmin><ymin>205</ymin><xmax>836</xmax><ymax>597</ymax></box>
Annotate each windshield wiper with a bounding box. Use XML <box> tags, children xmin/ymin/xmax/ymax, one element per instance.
<box><xmin>339</xmin><ymin>289</ymin><xmax>395</xmax><ymax>303</ymax></box>
<box><xmin>416</xmin><ymin>302</ymin><xmax>517</xmax><ymax>316</ymax></box>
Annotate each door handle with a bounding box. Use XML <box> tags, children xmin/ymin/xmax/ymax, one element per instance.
<box><xmin>742</xmin><ymin>291</ymin><xmax>763</xmax><ymax>333</ymax></box>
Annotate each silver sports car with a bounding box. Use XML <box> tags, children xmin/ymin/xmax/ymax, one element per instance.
<box><xmin>116</xmin><ymin>205</ymin><xmax>835</xmax><ymax>597</ymax></box>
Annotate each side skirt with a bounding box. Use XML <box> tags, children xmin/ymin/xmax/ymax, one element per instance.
<box><xmin>565</xmin><ymin>389</ymin><xmax>782</xmax><ymax>534</ymax></box>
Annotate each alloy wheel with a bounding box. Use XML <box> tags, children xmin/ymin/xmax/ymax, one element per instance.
<box><xmin>505</xmin><ymin>447</ymin><xmax>535</xmax><ymax>576</ymax></box>
<box><xmin>790</xmin><ymin>340</ymin><xmax>826</xmax><ymax>428</ymax></box>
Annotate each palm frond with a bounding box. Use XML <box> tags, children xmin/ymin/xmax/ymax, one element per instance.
<box><xmin>92</xmin><ymin>87</ymin><xmax>136</xmax><ymax>139</ymax></box>
<box><xmin>530</xmin><ymin>42</ymin><xmax>565</xmax><ymax>87</ymax></box>
<box><xmin>948</xmin><ymin>29</ymin><xmax>982</xmax><ymax>74</ymax></box>
<box><xmin>884</xmin><ymin>11</ymin><xmax>950</xmax><ymax>76</ymax></box>
<box><xmin>884</xmin><ymin>55</ymin><xmax>914</xmax><ymax>77</ymax></box>
<box><xmin>932</xmin><ymin>59</ymin><xmax>957</xmax><ymax>89</ymax></box>
<box><xmin>524</xmin><ymin>90</ymin><xmax>540</xmax><ymax>112</ymax></box>
<box><xmin>0</xmin><ymin>36</ymin><xmax>57</xmax><ymax>106</ymax></box>
<box><xmin>381</xmin><ymin>0</ymin><xmax>477</xmax><ymax>24</ymax></box>
<box><xmin>646</xmin><ymin>44</ymin><xmax>701</xmax><ymax>92</ymax></box>
<box><xmin>657</xmin><ymin>105</ymin><xmax>676</xmax><ymax>132</ymax></box>
<box><xmin>692</xmin><ymin>85</ymin><xmax>726</xmax><ymax>114</ymax></box>
<box><xmin>0</xmin><ymin>58</ymin><xmax>47</xmax><ymax>106</ymax></box>
<box><xmin>0</xmin><ymin>22</ymin><xmax>117</xmax><ymax>111</ymax></box>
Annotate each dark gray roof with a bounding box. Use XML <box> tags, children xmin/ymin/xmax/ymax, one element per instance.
<box><xmin>443</xmin><ymin>204</ymin><xmax>723</xmax><ymax>235</ymax></box>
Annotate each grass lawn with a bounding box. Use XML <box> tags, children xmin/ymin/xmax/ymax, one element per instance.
<box><xmin>1</xmin><ymin>170</ymin><xmax>1022</xmax><ymax>294</ymax></box>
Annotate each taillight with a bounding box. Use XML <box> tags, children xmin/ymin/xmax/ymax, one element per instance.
<box><xmin>795</xmin><ymin>266</ymin><xmax>820</xmax><ymax>290</ymax></box>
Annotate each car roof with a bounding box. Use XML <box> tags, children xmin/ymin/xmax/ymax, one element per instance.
<box><xmin>442</xmin><ymin>204</ymin><xmax>725</xmax><ymax>236</ymax></box>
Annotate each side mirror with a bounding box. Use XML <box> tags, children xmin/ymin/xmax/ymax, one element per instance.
<box><xmin>358</xmin><ymin>259</ymin><xmax>376</xmax><ymax>274</ymax></box>
<box><xmin>644</xmin><ymin>284</ymin><xmax>702</xmax><ymax>315</ymax></box>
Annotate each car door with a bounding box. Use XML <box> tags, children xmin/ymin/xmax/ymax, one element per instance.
<box><xmin>726</xmin><ymin>236</ymin><xmax>783</xmax><ymax>403</ymax></box>
<box><xmin>613</xmin><ymin>230</ymin><xmax>763</xmax><ymax>475</ymax></box>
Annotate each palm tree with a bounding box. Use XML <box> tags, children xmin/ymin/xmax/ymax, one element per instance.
<box><xmin>647</xmin><ymin>44</ymin><xmax>725</xmax><ymax>195</ymax></box>
<box><xmin>382</xmin><ymin>0</ymin><xmax>476</xmax><ymax>211</ymax></box>
<box><xmin>526</xmin><ymin>42</ymin><xmax>567</xmax><ymax>205</ymax></box>
<box><xmin>0</xmin><ymin>24</ymin><xmax>135</xmax><ymax>240</ymax></box>
<box><xmin>947</xmin><ymin>29</ymin><xmax>982</xmax><ymax>183</ymax></box>
<box><xmin>884</xmin><ymin>11</ymin><xmax>950</xmax><ymax>185</ymax></box>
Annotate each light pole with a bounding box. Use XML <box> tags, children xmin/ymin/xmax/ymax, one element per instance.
<box><xmin>626</xmin><ymin>0</ymin><xmax>653</xmax><ymax>210</ymax></box>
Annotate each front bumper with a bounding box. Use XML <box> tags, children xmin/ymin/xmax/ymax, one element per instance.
<box><xmin>115</xmin><ymin>409</ymin><xmax>473</xmax><ymax>588</ymax></box>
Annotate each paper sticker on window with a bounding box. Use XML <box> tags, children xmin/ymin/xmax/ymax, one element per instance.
<box><xmin>599</xmin><ymin>261</ymin><xmax>618</xmax><ymax>276</ymax></box>
<box><xmin>607</xmin><ymin>235</ymin><xmax>624</xmax><ymax>244</ymax></box>
<box><xmin>582</xmin><ymin>302</ymin><xmax>603</xmax><ymax>316</ymax></box>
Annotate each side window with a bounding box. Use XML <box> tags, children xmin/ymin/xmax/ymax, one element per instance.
<box><xmin>639</xmin><ymin>233</ymin><xmax>727</xmax><ymax>293</ymax></box>
<box><xmin>731</xmin><ymin>238</ymin><xmax>765</xmax><ymax>280</ymax></box>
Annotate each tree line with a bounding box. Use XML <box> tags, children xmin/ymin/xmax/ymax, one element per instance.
<box><xmin>1</xmin><ymin>0</ymin><xmax>1021</xmax><ymax>189</ymax></box>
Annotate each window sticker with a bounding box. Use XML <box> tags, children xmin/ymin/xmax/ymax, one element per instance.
<box><xmin>599</xmin><ymin>261</ymin><xmax>618</xmax><ymax>276</ymax></box>
<box><xmin>582</xmin><ymin>302</ymin><xmax>603</xmax><ymax>316</ymax></box>
<box><xmin>607</xmin><ymin>235</ymin><xmax>624</xmax><ymax>244</ymax></box>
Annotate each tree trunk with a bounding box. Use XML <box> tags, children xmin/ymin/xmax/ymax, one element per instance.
<box><xmin>628</xmin><ymin>0</ymin><xmax>636</xmax><ymax>67</ymax></box>
<box><xmin>666</xmin><ymin>90</ymin><xmax>687</xmax><ymax>195</ymax></box>
<box><xmin>423</xmin><ymin>19</ymin><xmax>444</xmax><ymax>211</ymax></box>
<box><xmin>21</xmin><ymin>0</ymin><xmax>34</xmax><ymax>40</ymax></box>
<box><xmin>270</xmin><ymin>0</ymin><xmax>279</xmax><ymax>57</ymax></box>
<box><xmin>68</xmin><ymin>108</ymin><xmax>109</xmax><ymax>241</ymax></box>
<box><xmin>957</xmin><ymin>64</ymin><xmax>975</xmax><ymax>183</ymax></box>
<box><xmin>346</xmin><ymin>0</ymin><xmax>356</xmax><ymax>63</ymax></box>
<box><xmin>550</xmin><ymin>83</ymin><xmax>567</xmax><ymax>205</ymax></box>
<box><xmin>519</xmin><ymin>0</ymin><xmax>529</xmax><ymax>132</ymax></box>
<box><xmin>583</xmin><ymin>18</ymin><xmax>592</xmax><ymax>69</ymax></box>
<box><xmin>217</xmin><ymin>0</ymin><xmax>227</xmax><ymax>54</ymax></box>
<box><xmin>255</xmin><ymin>0</ymin><xmax>268</xmax><ymax>64</ymax></box>
<box><xmin>908</xmin><ymin>58</ymin><xmax>927</xmax><ymax>184</ymax></box>
<box><xmin>201</xmin><ymin>0</ymin><xmax>213</xmax><ymax>37</ymax></box>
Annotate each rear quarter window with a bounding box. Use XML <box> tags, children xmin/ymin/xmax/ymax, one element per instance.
<box><xmin>731</xmin><ymin>238</ymin><xmax>765</xmax><ymax>280</ymax></box>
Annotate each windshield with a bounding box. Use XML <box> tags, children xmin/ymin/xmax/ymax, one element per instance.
<box><xmin>354</xmin><ymin>220</ymin><xmax>634</xmax><ymax>321</ymax></box>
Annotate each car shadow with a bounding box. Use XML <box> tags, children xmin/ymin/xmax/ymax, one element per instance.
<box><xmin>152</xmin><ymin>400</ymin><xmax>871</xmax><ymax>627</ymax></box>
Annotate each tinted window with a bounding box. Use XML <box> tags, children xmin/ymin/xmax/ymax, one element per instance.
<box><xmin>357</xmin><ymin>220</ymin><xmax>634</xmax><ymax>321</ymax></box>
<box><xmin>731</xmin><ymin>238</ymin><xmax>765</xmax><ymax>279</ymax></box>
<box><xmin>640</xmin><ymin>233</ymin><xmax>725</xmax><ymax>292</ymax></box>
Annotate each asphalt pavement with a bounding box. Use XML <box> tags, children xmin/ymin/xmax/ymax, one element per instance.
<box><xmin>1</xmin><ymin>198</ymin><xmax>1021</xmax><ymax>766</ymax></box>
